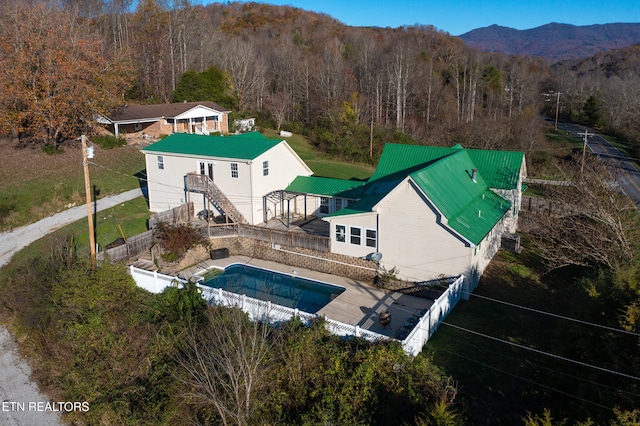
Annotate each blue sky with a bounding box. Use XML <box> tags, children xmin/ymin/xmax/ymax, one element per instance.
<box><xmin>199</xmin><ymin>0</ymin><xmax>640</xmax><ymax>35</ymax></box>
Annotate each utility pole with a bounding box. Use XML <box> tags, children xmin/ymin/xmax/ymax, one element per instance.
<box><xmin>578</xmin><ymin>129</ymin><xmax>591</xmax><ymax>179</ymax></box>
<box><xmin>554</xmin><ymin>91</ymin><xmax>561</xmax><ymax>130</ymax></box>
<box><xmin>81</xmin><ymin>135</ymin><xmax>97</xmax><ymax>269</ymax></box>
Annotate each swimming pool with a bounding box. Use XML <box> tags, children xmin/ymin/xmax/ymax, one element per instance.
<box><xmin>201</xmin><ymin>264</ymin><xmax>345</xmax><ymax>314</ymax></box>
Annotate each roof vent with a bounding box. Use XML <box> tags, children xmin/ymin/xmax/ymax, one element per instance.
<box><xmin>478</xmin><ymin>210</ymin><xmax>482</xmax><ymax>218</ymax></box>
<box><xmin>471</xmin><ymin>168</ymin><xmax>477</xmax><ymax>183</ymax></box>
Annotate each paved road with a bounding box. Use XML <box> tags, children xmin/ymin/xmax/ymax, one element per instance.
<box><xmin>0</xmin><ymin>188</ymin><xmax>145</xmax><ymax>426</ymax></box>
<box><xmin>555</xmin><ymin>121</ymin><xmax>640</xmax><ymax>208</ymax></box>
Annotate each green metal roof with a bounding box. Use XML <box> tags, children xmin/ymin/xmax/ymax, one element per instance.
<box><xmin>409</xmin><ymin>150</ymin><xmax>511</xmax><ymax>244</ymax></box>
<box><xmin>141</xmin><ymin>132</ymin><xmax>281</xmax><ymax>160</ymax></box>
<box><xmin>324</xmin><ymin>144</ymin><xmax>521</xmax><ymax>244</ymax></box>
<box><xmin>286</xmin><ymin>176</ymin><xmax>365</xmax><ymax>197</ymax></box>
<box><xmin>466</xmin><ymin>149</ymin><xmax>524</xmax><ymax>189</ymax></box>
<box><xmin>325</xmin><ymin>194</ymin><xmax>386</xmax><ymax>217</ymax></box>
<box><xmin>368</xmin><ymin>144</ymin><xmax>462</xmax><ymax>182</ymax></box>
<box><xmin>368</xmin><ymin>143</ymin><xmax>523</xmax><ymax>190</ymax></box>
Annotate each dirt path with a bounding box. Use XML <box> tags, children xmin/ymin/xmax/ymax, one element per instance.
<box><xmin>0</xmin><ymin>188</ymin><xmax>145</xmax><ymax>425</ymax></box>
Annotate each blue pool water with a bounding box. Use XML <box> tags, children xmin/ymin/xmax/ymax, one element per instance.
<box><xmin>201</xmin><ymin>264</ymin><xmax>345</xmax><ymax>314</ymax></box>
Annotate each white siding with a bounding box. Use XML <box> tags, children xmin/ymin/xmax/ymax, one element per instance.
<box><xmin>375</xmin><ymin>180</ymin><xmax>472</xmax><ymax>282</ymax></box>
<box><xmin>144</xmin><ymin>141</ymin><xmax>312</xmax><ymax>225</ymax></box>
<box><xmin>176</xmin><ymin>105</ymin><xmax>223</xmax><ymax>120</ymax></box>
<box><xmin>326</xmin><ymin>213</ymin><xmax>378</xmax><ymax>258</ymax></box>
<box><xmin>145</xmin><ymin>153</ymin><xmax>189</xmax><ymax>213</ymax></box>
<box><xmin>251</xmin><ymin>142</ymin><xmax>312</xmax><ymax>223</ymax></box>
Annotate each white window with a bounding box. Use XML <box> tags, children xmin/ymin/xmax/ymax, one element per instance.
<box><xmin>230</xmin><ymin>163</ymin><xmax>239</xmax><ymax>178</ymax></box>
<box><xmin>263</xmin><ymin>160</ymin><xmax>269</xmax><ymax>176</ymax></box>
<box><xmin>335</xmin><ymin>224</ymin><xmax>346</xmax><ymax>243</ymax></box>
<box><xmin>157</xmin><ymin>155</ymin><xmax>164</xmax><ymax>170</ymax></box>
<box><xmin>350</xmin><ymin>227</ymin><xmax>361</xmax><ymax>245</ymax></box>
<box><xmin>366</xmin><ymin>229</ymin><xmax>377</xmax><ymax>248</ymax></box>
<box><xmin>320</xmin><ymin>197</ymin><xmax>329</xmax><ymax>215</ymax></box>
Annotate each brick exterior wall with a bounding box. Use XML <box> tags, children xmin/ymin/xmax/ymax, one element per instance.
<box><xmin>208</xmin><ymin>237</ymin><xmax>379</xmax><ymax>284</ymax></box>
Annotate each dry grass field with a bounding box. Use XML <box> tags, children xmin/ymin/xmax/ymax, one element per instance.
<box><xmin>0</xmin><ymin>137</ymin><xmax>146</xmax><ymax>232</ymax></box>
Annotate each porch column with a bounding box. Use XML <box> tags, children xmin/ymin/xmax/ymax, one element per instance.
<box><xmin>114</xmin><ymin>122</ymin><xmax>120</xmax><ymax>138</ymax></box>
<box><xmin>263</xmin><ymin>196</ymin><xmax>267</xmax><ymax>223</ymax></box>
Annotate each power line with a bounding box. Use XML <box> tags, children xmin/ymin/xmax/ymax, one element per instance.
<box><xmin>425</xmin><ymin>280</ymin><xmax>640</xmax><ymax>338</ymax></box>
<box><xmin>437</xmin><ymin>347</ymin><xmax>615</xmax><ymax>412</ymax></box>
<box><xmin>444</xmin><ymin>328</ymin><xmax>640</xmax><ymax>399</ymax></box>
<box><xmin>440</xmin><ymin>321</ymin><xmax>640</xmax><ymax>382</ymax></box>
<box><xmin>466</xmin><ymin>292</ymin><xmax>640</xmax><ymax>338</ymax></box>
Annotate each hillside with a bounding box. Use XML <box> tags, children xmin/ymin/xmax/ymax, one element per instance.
<box><xmin>459</xmin><ymin>22</ymin><xmax>640</xmax><ymax>62</ymax></box>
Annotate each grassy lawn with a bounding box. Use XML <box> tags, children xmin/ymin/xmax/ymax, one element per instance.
<box><xmin>63</xmin><ymin>196</ymin><xmax>151</xmax><ymax>252</ymax></box>
<box><xmin>424</xmin><ymin>246</ymin><xmax>635</xmax><ymax>425</ymax></box>
<box><xmin>3</xmin><ymin>196</ymin><xmax>151</xmax><ymax>270</ymax></box>
<box><xmin>262</xmin><ymin>129</ymin><xmax>375</xmax><ymax>180</ymax></box>
<box><xmin>0</xmin><ymin>138</ymin><xmax>146</xmax><ymax>232</ymax></box>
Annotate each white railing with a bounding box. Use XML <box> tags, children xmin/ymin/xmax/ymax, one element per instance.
<box><xmin>128</xmin><ymin>265</ymin><xmax>464</xmax><ymax>356</ymax></box>
<box><xmin>401</xmin><ymin>274</ymin><xmax>465</xmax><ymax>356</ymax></box>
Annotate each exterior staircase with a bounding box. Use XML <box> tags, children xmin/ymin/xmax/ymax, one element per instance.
<box><xmin>185</xmin><ymin>173</ymin><xmax>247</xmax><ymax>224</ymax></box>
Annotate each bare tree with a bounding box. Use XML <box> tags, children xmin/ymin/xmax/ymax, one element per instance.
<box><xmin>264</xmin><ymin>92</ymin><xmax>290</xmax><ymax>131</ymax></box>
<box><xmin>175</xmin><ymin>305</ymin><xmax>274</xmax><ymax>426</ymax></box>
<box><xmin>525</xmin><ymin>155</ymin><xmax>637</xmax><ymax>273</ymax></box>
<box><xmin>219</xmin><ymin>38</ymin><xmax>267</xmax><ymax>111</ymax></box>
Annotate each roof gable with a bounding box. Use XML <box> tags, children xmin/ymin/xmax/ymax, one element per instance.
<box><xmin>409</xmin><ymin>150</ymin><xmax>487</xmax><ymax>218</ymax></box>
<box><xmin>141</xmin><ymin>132</ymin><xmax>281</xmax><ymax>160</ymax></box>
<box><xmin>409</xmin><ymin>150</ymin><xmax>510</xmax><ymax>244</ymax></box>
<box><xmin>108</xmin><ymin>101</ymin><xmax>230</xmax><ymax>122</ymax></box>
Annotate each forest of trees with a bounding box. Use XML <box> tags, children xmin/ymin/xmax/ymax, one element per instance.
<box><xmin>1</xmin><ymin>1</ymin><xmax>640</xmax><ymax>424</ymax></box>
<box><xmin>1</xmin><ymin>0</ymin><xmax>639</xmax><ymax>161</ymax></box>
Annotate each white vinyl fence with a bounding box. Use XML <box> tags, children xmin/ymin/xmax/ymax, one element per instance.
<box><xmin>401</xmin><ymin>275</ymin><xmax>465</xmax><ymax>356</ymax></box>
<box><xmin>128</xmin><ymin>266</ymin><xmax>464</xmax><ymax>356</ymax></box>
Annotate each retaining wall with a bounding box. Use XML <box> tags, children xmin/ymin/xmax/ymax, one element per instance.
<box><xmin>207</xmin><ymin>237</ymin><xmax>378</xmax><ymax>283</ymax></box>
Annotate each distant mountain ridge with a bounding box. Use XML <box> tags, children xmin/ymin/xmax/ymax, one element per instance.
<box><xmin>458</xmin><ymin>22</ymin><xmax>640</xmax><ymax>62</ymax></box>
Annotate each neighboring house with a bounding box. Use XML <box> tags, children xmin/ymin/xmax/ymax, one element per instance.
<box><xmin>98</xmin><ymin>101</ymin><xmax>231</xmax><ymax>139</ymax></box>
<box><xmin>286</xmin><ymin>143</ymin><xmax>526</xmax><ymax>295</ymax></box>
<box><xmin>141</xmin><ymin>132</ymin><xmax>312</xmax><ymax>225</ymax></box>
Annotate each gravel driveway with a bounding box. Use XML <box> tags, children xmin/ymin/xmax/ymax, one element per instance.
<box><xmin>0</xmin><ymin>188</ymin><xmax>145</xmax><ymax>426</ymax></box>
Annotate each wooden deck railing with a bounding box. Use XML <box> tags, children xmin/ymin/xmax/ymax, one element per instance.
<box><xmin>185</xmin><ymin>173</ymin><xmax>246</xmax><ymax>224</ymax></box>
<box><xmin>204</xmin><ymin>223</ymin><xmax>330</xmax><ymax>252</ymax></box>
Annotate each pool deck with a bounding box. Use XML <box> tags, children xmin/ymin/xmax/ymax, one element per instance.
<box><xmin>182</xmin><ymin>256</ymin><xmax>433</xmax><ymax>339</ymax></box>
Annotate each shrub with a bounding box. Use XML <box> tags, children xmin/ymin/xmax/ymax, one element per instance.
<box><xmin>155</xmin><ymin>222</ymin><xmax>205</xmax><ymax>259</ymax></box>
<box><xmin>42</xmin><ymin>143</ymin><xmax>63</xmax><ymax>155</ymax></box>
<box><xmin>91</xmin><ymin>135</ymin><xmax>127</xmax><ymax>149</ymax></box>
